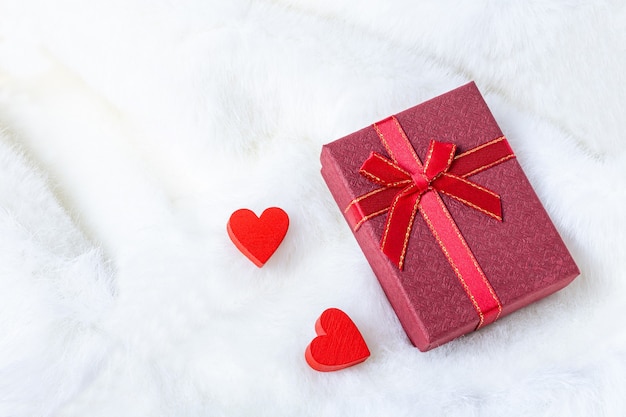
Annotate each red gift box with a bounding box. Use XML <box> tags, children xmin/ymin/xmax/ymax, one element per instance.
<box><xmin>320</xmin><ymin>82</ymin><xmax>579</xmax><ymax>351</ymax></box>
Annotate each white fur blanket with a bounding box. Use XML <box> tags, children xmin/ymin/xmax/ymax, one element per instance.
<box><xmin>1</xmin><ymin>1</ymin><xmax>625</xmax><ymax>416</ymax></box>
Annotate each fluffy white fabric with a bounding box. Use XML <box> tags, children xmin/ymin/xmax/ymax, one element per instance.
<box><xmin>0</xmin><ymin>1</ymin><xmax>625</xmax><ymax>415</ymax></box>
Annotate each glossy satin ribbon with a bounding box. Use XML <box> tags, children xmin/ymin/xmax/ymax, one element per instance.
<box><xmin>344</xmin><ymin>116</ymin><xmax>515</xmax><ymax>328</ymax></box>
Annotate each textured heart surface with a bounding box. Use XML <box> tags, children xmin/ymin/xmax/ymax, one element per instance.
<box><xmin>305</xmin><ymin>308</ymin><xmax>370</xmax><ymax>372</ymax></box>
<box><xmin>227</xmin><ymin>207</ymin><xmax>289</xmax><ymax>267</ymax></box>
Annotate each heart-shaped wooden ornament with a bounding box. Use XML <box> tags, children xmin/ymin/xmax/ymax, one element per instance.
<box><xmin>227</xmin><ymin>207</ymin><xmax>289</xmax><ymax>267</ymax></box>
<box><xmin>305</xmin><ymin>308</ymin><xmax>370</xmax><ymax>372</ymax></box>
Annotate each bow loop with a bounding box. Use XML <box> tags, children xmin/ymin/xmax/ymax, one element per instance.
<box><xmin>359</xmin><ymin>152</ymin><xmax>412</xmax><ymax>187</ymax></box>
<box><xmin>423</xmin><ymin>140</ymin><xmax>457</xmax><ymax>181</ymax></box>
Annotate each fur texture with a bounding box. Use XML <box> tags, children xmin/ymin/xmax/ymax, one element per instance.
<box><xmin>0</xmin><ymin>1</ymin><xmax>625</xmax><ymax>416</ymax></box>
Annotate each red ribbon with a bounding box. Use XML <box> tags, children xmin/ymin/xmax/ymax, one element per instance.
<box><xmin>345</xmin><ymin>116</ymin><xmax>515</xmax><ymax>328</ymax></box>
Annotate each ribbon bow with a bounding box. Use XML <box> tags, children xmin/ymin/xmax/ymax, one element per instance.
<box><xmin>344</xmin><ymin>116</ymin><xmax>515</xmax><ymax>327</ymax></box>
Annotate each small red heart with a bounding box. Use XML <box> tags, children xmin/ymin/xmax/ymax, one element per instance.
<box><xmin>227</xmin><ymin>207</ymin><xmax>289</xmax><ymax>267</ymax></box>
<box><xmin>305</xmin><ymin>308</ymin><xmax>370</xmax><ymax>372</ymax></box>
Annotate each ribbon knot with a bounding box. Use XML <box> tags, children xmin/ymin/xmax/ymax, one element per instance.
<box><xmin>410</xmin><ymin>140</ymin><xmax>457</xmax><ymax>198</ymax></box>
<box><xmin>411</xmin><ymin>172</ymin><xmax>430</xmax><ymax>195</ymax></box>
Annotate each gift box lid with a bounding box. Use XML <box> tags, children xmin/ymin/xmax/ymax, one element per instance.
<box><xmin>320</xmin><ymin>82</ymin><xmax>580</xmax><ymax>351</ymax></box>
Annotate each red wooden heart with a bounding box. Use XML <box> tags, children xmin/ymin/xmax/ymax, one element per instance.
<box><xmin>305</xmin><ymin>308</ymin><xmax>370</xmax><ymax>372</ymax></box>
<box><xmin>227</xmin><ymin>207</ymin><xmax>289</xmax><ymax>267</ymax></box>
